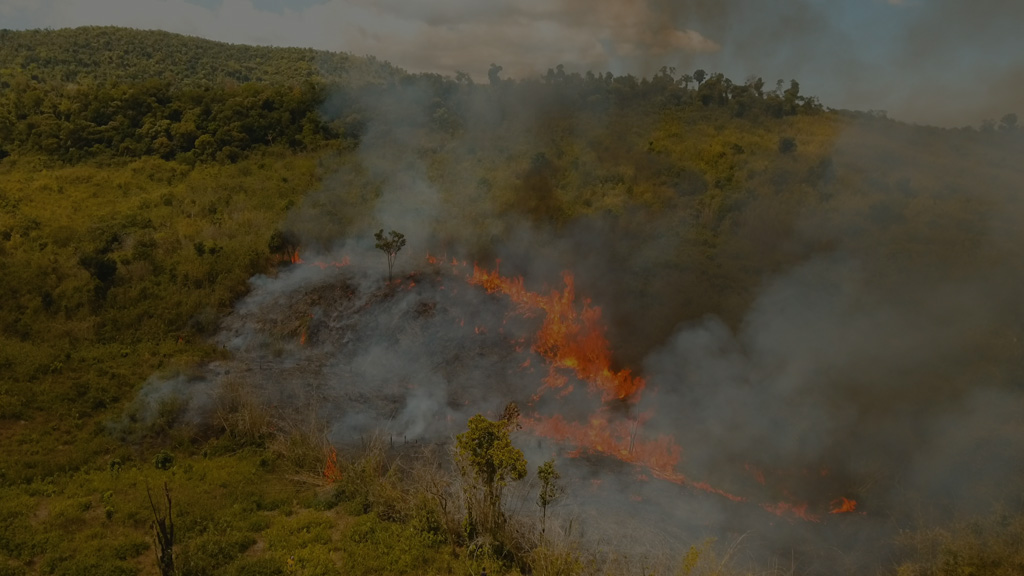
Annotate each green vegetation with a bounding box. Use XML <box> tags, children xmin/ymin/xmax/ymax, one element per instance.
<box><xmin>0</xmin><ymin>25</ymin><xmax>1022</xmax><ymax>576</ymax></box>
<box><xmin>0</xmin><ymin>27</ymin><xmax>402</xmax><ymax>163</ymax></box>
<box><xmin>456</xmin><ymin>412</ymin><xmax>527</xmax><ymax>543</ymax></box>
<box><xmin>373</xmin><ymin>229</ymin><xmax>406</xmax><ymax>282</ymax></box>
<box><xmin>536</xmin><ymin>460</ymin><xmax>564</xmax><ymax>536</ymax></box>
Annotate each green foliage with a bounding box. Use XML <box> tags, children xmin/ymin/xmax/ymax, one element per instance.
<box><xmin>778</xmin><ymin>135</ymin><xmax>798</xmax><ymax>154</ymax></box>
<box><xmin>320</xmin><ymin>436</ymin><xmax>414</xmax><ymax>526</ymax></box>
<box><xmin>340</xmin><ymin>514</ymin><xmax>453</xmax><ymax>576</ymax></box>
<box><xmin>153</xmin><ymin>450</ymin><xmax>175</xmax><ymax>470</ymax></box>
<box><xmin>0</xmin><ymin>27</ymin><xmax>826</xmax><ymax>169</ymax></box>
<box><xmin>177</xmin><ymin>531</ymin><xmax>258</xmax><ymax>576</ymax></box>
<box><xmin>0</xmin><ymin>27</ymin><xmax>403</xmax><ymax>87</ymax></box>
<box><xmin>456</xmin><ymin>414</ymin><xmax>527</xmax><ymax>541</ymax></box>
<box><xmin>373</xmin><ymin>228</ymin><xmax>407</xmax><ymax>282</ymax></box>
<box><xmin>0</xmin><ymin>27</ymin><xmax>405</xmax><ymax>163</ymax></box>
<box><xmin>536</xmin><ymin>459</ymin><xmax>565</xmax><ymax>535</ymax></box>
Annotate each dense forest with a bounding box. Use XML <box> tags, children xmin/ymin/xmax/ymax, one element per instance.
<box><xmin>1</xmin><ymin>26</ymin><xmax>1023</xmax><ymax>576</ymax></box>
<box><xmin>0</xmin><ymin>26</ymin><xmax>823</xmax><ymax>164</ymax></box>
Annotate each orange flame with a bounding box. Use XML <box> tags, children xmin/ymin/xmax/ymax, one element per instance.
<box><xmin>300</xmin><ymin>313</ymin><xmax>313</xmax><ymax>345</ymax></box>
<box><xmin>762</xmin><ymin>501</ymin><xmax>820</xmax><ymax>522</ymax></box>
<box><xmin>744</xmin><ymin>463</ymin><xmax>766</xmax><ymax>486</ymax></box>
<box><xmin>830</xmin><ymin>497</ymin><xmax>857</xmax><ymax>514</ymax></box>
<box><xmin>288</xmin><ymin>248</ymin><xmax>350</xmax><ymax>269</ymax></box>
<box><xmin>291</xmin><ymin>252</ymin><xmax>858</xmax><ymax>521</ymax></box>
<box><xmin>309</xmin><ymin>255</ymin><xmax>350</xmax><ymax>269</ymax></box>
<box><xmin>459</xmin><ymin>260</ymin><xmax>852</xmax><ymax>519</ymax></box>
<box><xmin>524</xmin><ymin>413</ymin><xmax>747</xmax><ymax>503</ymax></box>
<box><xmin>468</xmin><ymin>264</ymin><xmax>644</xmax><ymax>401</ymax></box>
<box><xmin>324</xmin><ymin>447</ymin><xmax>342</xmax><ymax>484</ymax></box>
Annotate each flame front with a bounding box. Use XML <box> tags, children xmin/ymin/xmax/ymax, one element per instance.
<box><xmin>324</xmin><ymin>447</ymin><xmax>342</xmax><ymax>484</ymax></box>
<box><xmin>461</xmin><ymin>260</ymin><xmax>844</xmax><ymax>521</ymax></box>
<box><xmin>280</xmin><ymin>250</ymin><xmax>858</xmax><ymax>522</ymax></box>
<box><xmin>830</xmin><ymin>496</ymin><xmax>857</xmax><ymax>514</ymax></box>
<box><xmin>290</xmin><ymin>249</ymin><xmax>350</xmax><ymax>269</ymax></box>
<box><xmin>762</xmin><ymin>501</ymin><xmax>818</xmax><ymax>522</ymax></box>
<box><xmin>525</xmin><ymin>413</ymin><xmax>748</xmax><ymax>503</ymax></box>
<box><xmin>469</xmin><ymin>264</ymin><xmax>644</xmax><ymax>401</ymax></box>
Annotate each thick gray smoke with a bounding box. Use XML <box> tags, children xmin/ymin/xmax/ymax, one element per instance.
<box><xmin>305</xmin><ymin>0</ymin><xmax>1024</xmax><ymax>126</ymax></box>
<box><xmin>128</xmin><ymin>67</ymin><xmax>1024</xmax><ymax>573</ymax></box>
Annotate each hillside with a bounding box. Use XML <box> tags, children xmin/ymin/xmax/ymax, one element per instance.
<box><xmin>1</xmin><ymin>26</ymin><xmax>1024</xmax><ymax>576</ymax></box>
<box><xmin>0</xmin><ymin>26</ymin><xmax>404</xmax><ymax>87</ymax></box>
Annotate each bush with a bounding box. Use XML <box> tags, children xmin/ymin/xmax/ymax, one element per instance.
<box><xmin>778</xmin><ymin>135</ymin><xmax>797</xmax><ymax>154</ymax></box>
<box><xmin>153</xmin><ymin>450</ymin><xmax>175</xmax><ymax>470</ymax></box>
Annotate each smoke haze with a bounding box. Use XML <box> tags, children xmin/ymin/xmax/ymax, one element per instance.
<box><xmin>93</xmin><ymin>6</ymin><xmax>1024</xmax><ymax>570</ymax></box>
<box><xmin>5</xmin><ymin>0</ymin><xmax>1022</xmax><ymax>125</ymax></box>
<box><xmin>120</xmin><ymin>70</ymin><xmax>1024</xmax><ymax>573</ymax></box>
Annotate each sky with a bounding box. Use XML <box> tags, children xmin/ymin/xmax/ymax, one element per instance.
<box><xmin>2</xmin><ymin>0</ymin><xmax>1021</xmax><ymax>126</ymax></box>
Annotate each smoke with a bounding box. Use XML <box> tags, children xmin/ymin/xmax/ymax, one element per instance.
<box><xmin>122</xmin><ymin>53</ymin><xmax>1024</xmax><ymax>573</ymax></box>
<box><xmin>9</xmin><ymin>0</ymin><xmax>1023</xmax><ymax>125</ymax></box>
<box><xmin>891</xmin><ymin>0</ymin><xmax>1024</xmax><ymax>125</ymax></box>
<box><xmin>643</xmin><ymin>251</ymin><xmax>1021</xmax><ymax>486</ymax></box>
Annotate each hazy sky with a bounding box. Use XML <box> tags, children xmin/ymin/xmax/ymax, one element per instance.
<box><xmin>2</xmin><ymin>0</ymin><xmax>1021</xmax><ymax>126</ymax></box>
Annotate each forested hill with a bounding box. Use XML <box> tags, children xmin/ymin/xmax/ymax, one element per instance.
<box><xmin>0</xmin><ymin>26</ymin><xmax>832</xmax><ymax>164</ymax></box>
<box><xmin>0</xmin><ymin>26</ymin><xmax>404</xmax><ymax>87</ymax></box>
<box><xmin>0</xmin><ymin>27</ymin><xmax>404</xmax><ymax>163</ymax></box>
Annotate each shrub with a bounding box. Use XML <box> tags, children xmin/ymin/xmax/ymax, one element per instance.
<box><xmin>153</xmin><ymin>451</ymin><xmax>175</xmax><ymax>470</ymax></box>
<box><xmin>778</xmin><ymin>135</ymin><xmax>797</xmax><ymax>154</ymax></box>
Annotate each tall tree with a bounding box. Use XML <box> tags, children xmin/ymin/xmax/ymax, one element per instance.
<box><xmin>488</xmin><ymin>63</ymin><xmax>504</xmax><ymax>86</ymax></box>
<box><xmin>693</xmin><ymin>68</ymin><xmax>707</xmax><ymax>87</ymax></box>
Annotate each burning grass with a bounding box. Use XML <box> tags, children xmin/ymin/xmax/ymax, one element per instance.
<box><xmin>219</xmin><ymin>253</ymin><xmax>864</xmax><ymax>529</ymax></box>
<box><xmin>104</xmin><ymin>249</ymin><xmax>916</xmax><ymax>574</ymax></box>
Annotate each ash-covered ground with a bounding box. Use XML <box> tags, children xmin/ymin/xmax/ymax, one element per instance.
<box><xmin>131</xmin><ymin>252</ymin><xmax>922</xmax><ymax>574</ymax></box>
<box><xmin>211</xmin><ymin>259</ymin><xmax>545</xmax><ymax>442</ymax></box>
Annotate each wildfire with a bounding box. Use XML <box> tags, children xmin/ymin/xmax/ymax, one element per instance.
<box><xmin>745</xmin><ymin>463</ymin><xmax>767</xmax><ymax>486</ymax></box>
<box><xmin>289</xmin><ymin>249</ymin><xmax>350</xmax><ymax>269</ymax></box>
<box><xmin>524</xmin><ymin>413</ymin><xmax>747</xmax><ymax>503</ymax></box>
<box><xmin>281</xmin><ymin>249</ymin><xmax>861</xmax><ymax>522</ymax></box>
<box><xmin>299</xmin><ymin>313</ymin><xmax>313</xmax><ymax>345</ymax></box>
<box><xmin>468</xmin><ymin>264</ymin><xmax>645</xmax><ymax>401</ymax></box>
<box><xmin>830</xmin><ymin>497</ymin><xmax>858</xmax><ymax>514</ymax></box>
<box><xmin>455</xmin><ymin>259</ymin><xmax>853</xmax><ymax>520</ymax></box>
<box><xmin>324</xmin><ymin>447</ymin><xmax>342</xmax><ymax>484</ymax></box>
<box><xmin>762</xmin><ymin>501</ymin><xmax>819</xmax><ymax>523</ymax></box>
